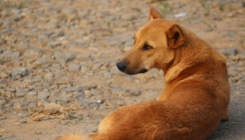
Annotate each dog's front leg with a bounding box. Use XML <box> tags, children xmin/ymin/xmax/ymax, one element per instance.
<box><xmin>221</xmin><ymin>107</ymin><xmax>229</xmax><ymax>122</ymax></box>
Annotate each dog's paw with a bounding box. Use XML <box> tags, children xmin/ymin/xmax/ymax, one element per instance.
<box><xmin>221</xmin><ymin>115</ymin><xmax>229</xmax><ymax>122</ymax></box>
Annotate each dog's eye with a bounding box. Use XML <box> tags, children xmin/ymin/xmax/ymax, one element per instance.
<box><xmin>142</xmin><ymin>44</ymin><xmax>153</xmax><ymax>51</ymax></box>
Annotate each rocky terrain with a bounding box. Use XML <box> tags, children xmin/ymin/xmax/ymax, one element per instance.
<box><xmin>0</xmin><ymin>0</ymin><xmax>245</xmax><ymax>139</ymax></box>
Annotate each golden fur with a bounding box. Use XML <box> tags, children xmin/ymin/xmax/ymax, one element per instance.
<box><xmin>56</xmin><ymin>7</ymin><xmax>230</xmax><ymax>140</ymax></box>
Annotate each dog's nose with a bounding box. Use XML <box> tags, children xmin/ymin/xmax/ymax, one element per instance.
<box><xmin>116</xmin><ymin>62</ymin><xmax>127</xmax><ymax>71</ymax></box>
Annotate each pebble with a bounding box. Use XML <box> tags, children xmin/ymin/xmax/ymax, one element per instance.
<box><xmin>220</xmin><ymin>48</ymin><xmax>238</xmax><ymax>57</ymax></box>
<box><xmin>0</xmin><ymin>38</ymin><xmax>6</xmax><ymax>45</ymax></box>
<box><xmin>15</xmin><ymin>89</ymin><xmax>26</xmax><ymax>97</ymax></box>
<box><xmin>129</xmin><ymin>89</ymin><xmax>141</xmax><ymax>96</ymax></box>
<box><xmin>56</xmin><ymin>55</ymin><xmax>75</xmax><ymax>63</ymax></box>
<box><xmin>59</xmin><ymin>121</ymin><xmax>67</xmax><ymax>125</ymax></box>
<box><xmin>13</xmin><ymin>102</ymin><xmax>26</xmax><ymax>110</ymax></box>
<box><xmin>20</xmin><ymin>120</ymin><xmax>27</xmax><ymax>124</ymax></box>
<box><xmin>27</xmin><ymin>102</ymin><xmax>37</xmax><ymax>110</ymax></box>
<box><xmin>55</xmin><ymin>77</ymin><xmax>70</xmax><ymax>85</ymax></box>
<box><xmin>35</xmin><ymin>130</ymin><xmax>42</xmax><ymax>134</ymax></box>
<box><xmin>0</xmin><ymin>49</ymin><xmax>4</xmax><ymax>54</ymax></box>
<box><xmin>0</xmin><ymin>99</ymin><xmax>7</xmax><ymax>106</ymax></box>
<box><xmin>68</xmin><ymin>63</ymin><xmax>81</xmax><ymax>71</ymax></box>
<box><xmin>11</xmin><ymin>67</ymin><xmax>29</xmax><ymax>79</ymax></box>
<box><xmin>0</xmin><ymin>116</ymin><xmax>7</xmax><ymax>120</ymax></box>
<box><xmin>0</xmin><ymin>128</ymin><xmax>6</xmax><ymax>133</ymax></box>
<box><xmin>212</xmin><ymin>14</ymin><xmax>222</xmax><ymax>20</ymax></box>
<box><xmin>37</xmin><ymin>90</ymin><xmax>51</xmax><ymax>100</ymax></box>
<box><xmin>62</xmin><ymin>87</ymin><xmax>83</xmax><ymax>92</ymax></box>
<box><xmin>111</xmin><ymin>86</ymin><xmax>124</xmax><ymax>95</ymax></box>
<box><xmin>0</xmin><ymin>106</ymin><xmax>6</xmax><ymax>115</ymax></box>
<box><xmin>61</xmin><ymin>8</ymin><xmax>78</xmax><ymax>22</ymax></box>
<box><xmin>3</xmin><ymin>51</ymin><xmax>20</xmax><ymax>61</ymax></box>
<box><xmin>44</xmin><ymin>73</ymin><xmax>54</xmax><ymax>80</ymax></box>
<box><xmin>0</xmin><ymin>72</ymin><xmax>9</xmax><ymax>79</ymax></box>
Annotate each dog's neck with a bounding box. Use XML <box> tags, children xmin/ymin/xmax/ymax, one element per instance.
<box><xmin>164</xmin><ymin>29</ymin><xmax>212</xmax><ymax>83</ymax></box>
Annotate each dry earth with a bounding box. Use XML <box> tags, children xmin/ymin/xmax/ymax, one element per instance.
<box><xmin>0</xmin><ymin>0</ymin><xmax>245</xmax><ymax>140</ymax></box>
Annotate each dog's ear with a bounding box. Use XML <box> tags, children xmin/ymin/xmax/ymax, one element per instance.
<box><xmin>166</xmin><ymin>24</ymin><xmax>184</xmax><ymax>49</ymax></box>
<box><xmin>148</xmin><ymin>6</ymin><xmax>163</xmax><ymax>20</ymax></box>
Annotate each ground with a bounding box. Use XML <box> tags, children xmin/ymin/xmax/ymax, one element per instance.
<box><xmin>0</xmin><ymin>0</ymin><xmax>245</xmax><ymax>140</ymax></box>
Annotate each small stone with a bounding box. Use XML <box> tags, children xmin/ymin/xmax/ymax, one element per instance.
<box><xmin>42</xmin><ymin>115</ymin><xmax>50</xmax><ymax>121</ymax></box>
<box><xmin>242</xmin><ymin>1</ymin><xmax>245</xmax><ymax>7</ymax></box>
<box><xmin>0</xmin><ymin>72</ymin><xmax>9</xmax><ymax>79</ymax></box>
<box><xmin>227</xmin><ymin>13</ymin><xmax>234</xmax><ymax>17</ymax></box>
<box><xmin>51</xmin><ymin>63</ymin><xmax>61</xmax><ymax>69</ymax></box>
<box><xmin>62</xmin><ymin>87</ymin><xmax>83</xmax><ymax>92</ymax></box>
<box><xmin>0</xmin><ymin>107</ymin><xmax>5</xmax><ymax>115</ymax></box>
<box><xmin>0</xmin><ymin>116</ymin><xmax>7</xmax><ymax>120</ymax></box>
<box><xmin>32</xmin><ymin>114</ymin><xmax>46</xmax><ymax>121</ymax></box>
<box><xmin>84</xmin><ymin>90</ymin><xmax>92</xmax><ymax>98</ymax></box>
<box><xmin>213</xmin><ymin>15</ymin><xmax>222</xmax><ymax>20</ymax></box>
<box><xmin>43</xmin><ymin>103</ymin><xmax>61</xmax><ymax>114</ymax></box>
<box><xmin>38</xmin><ymin>90</ymin><xmax>50</xmax><ymax>100</ymax></box>
<box><xmin>59</xmin><ymin>121</ymin><xmax>67</xmax><ymax>125</ymax></box>
<box><xmin>27</xmin><ymin>102</ymin><xmax>37</xmax><ymax>111</ymax></box>
<box><xmin>56</xmin><ymin>99</ymin><xmax>70</xmax><ymax>105</ymax></box>
<box><xmin>220</xmin><ymin>48</ymin><xmax>238</xmax><ymax>57</ymax></box>
<box><xmin>56</xmin><ymin>55</ymin><xmax>75</xmax><ymax>63</ymax></box>
<box><xmin>11</xmin><ymin>67</ymin><xmax>30</xmax><ymax>79</ymax></box>
<box><xmin>55</xmin><ymin>77</ymin><xmax>70</xmax><ymax>85</ymax></box>
<box><xmin>68</xmin><ymin>120</ymin><xmax>77</xmax><ymax>125</ymax></box>
<box><xmin>90</xmin><ymin>88</ymin><xmax>99</xmax><ymax>95</ymax></box>
<box><xmin>33</xmin><ymin>58</ymin><xmax>50</xmax><ymax>66</ymax></box>
<box><xmin>35</xmin><ymin>130</ymin><xmax>42</xmax><ymax>134</ymax></box>
<box><xmin>17</xmin><ymin>111</ymin><xmax>29</xmax><ymax>118</ymax></box>
<box><xmin>111</xmin><ymin>86</ymin><xmax>124</xmax><ymax>95</ymax></box>
<box><xmin>0</xmin><ymin>38</ymin><xmax>6</xmax><ymax>45</ymax></box>
<box><xmin>116</xmin><ymin>100</ymin><xmax>125</xmax><ymax>106</ymax></box>
<box><xmin>0</xmin><ymin>49</ymin><xmax>4</xmax><ymax>54</ymax></box>
<box><xmin>20</xmin><ymin>120</ymin><xmax>27</xmax><ymax>124</ymax></box>
<box><xmin>28</xmin><ymin>90</ymin><xmax>37</xmax><ymax>95</ymax></box>
<box><xmin>44</xmin><ymin>73</ymin><xmax>54</xmax><ymax>80</ymax></box>
<box><xmin>15</xmin><ymin>89</ymin><xmax>26</xmax><ymax>97</ymax></box>
<box><xmin>3</xmin><ymin>51</ymin><xmax>20</xmax><ymax>61</ymax></box>
<box><xmin>68</xmin><ymin>63</ymin><xmax>81</xmax><ymax>71</ymax></box>
<box><xmin>13</xmin><ymin>102</ymin><xmax>26</xmax><ymax>110</ymax></box>
<box><xmin>43</xmin><ymin>21</ymin><xmax>58</xmax><ymax>29</ymax></box>
<box><xmin>96</xmin><ymin>99</ymin><xmax>104</xmax><ymax>104</ymax></box>
<box><xmin>129</xmin><ymin>89</ymin><xmax>141</xmax><ymax>96</ymax></box>
<box><xmin>121</xmin><ymin>14</ymin><xmax>136</xmax><ymax>21</ymax></box>
<box><xmin>0</xmin><ymin>79</ymin><xmax>7</xmax><ymax>85</ymax></box>
<box><xmin>0</xmin><ymin>98</ymin><xmax>7</xmax><ymax>106</ymax></box>
<box><xmin>0</xmin><ymin>128</ymin><xmax>5</xmax><ymax>133</ymax></box>
<box><xmin>31</xmin><ymin>76</ymin><xmax>41</xmax><ymax>83</ymax></box>
<box><xmin>2</xmin><ymin>28</ymin><xmax>13</xmax><ymax>34</ymax></box>
<box><xmin>89</xmin><ymin>103</ymin><xmax>100</xmax><ymax>108</ymax></box>
<box><xmin>28</xmin><ymin>48</ymin><xmax>42</xmax><ymax>56</ymax></box>
<box><xmin>90</xmin><ymin>28</ymin><xmax>112</xmax><ymax>35</ymax></box>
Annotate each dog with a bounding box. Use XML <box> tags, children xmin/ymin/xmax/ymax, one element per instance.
<box><xmin>56</xmin><ymin>6</ymin><xmax>230</xmax><ymax>140</ymax></box>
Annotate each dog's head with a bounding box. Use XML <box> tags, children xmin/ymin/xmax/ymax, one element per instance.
<box><xmin>116</xmin><ymin>7</ymin><xmax>185</xmax><ymax>75</ymax></box>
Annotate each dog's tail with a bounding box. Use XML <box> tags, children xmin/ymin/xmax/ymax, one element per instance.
<box><xmin>55</xmin><ymin>133</ymin><xmax>90</xmax><ymax>140</ymax></box>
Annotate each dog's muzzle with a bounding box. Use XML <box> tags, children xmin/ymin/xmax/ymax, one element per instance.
<box><xmin>116</xmin><ymin>61</ymin><xmax>148</xmax><ymax>75</ymax></box>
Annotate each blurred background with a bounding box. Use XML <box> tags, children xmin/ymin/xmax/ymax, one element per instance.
<box><xmin>0</xmin><ymin>0</ymin><xmax>244</xmax><ymax>139</ymax></box>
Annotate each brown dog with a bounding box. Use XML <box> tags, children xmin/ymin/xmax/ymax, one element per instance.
<box><xmin>56</xmin><ymin>7</ymin><xmax>230</xmax><ymax>140</ymax></box>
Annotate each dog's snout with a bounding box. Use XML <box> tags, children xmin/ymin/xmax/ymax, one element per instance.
<box><xmin>116</xmin><ymin>62</ymin><xmax>127</xmax><ymax>71</ymax></box>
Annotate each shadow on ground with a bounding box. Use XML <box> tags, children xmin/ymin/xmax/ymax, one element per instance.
<box><xmin>209</xmin><ymin>83</ymin><xmax>245</xmax><ymax>140</ymax></box>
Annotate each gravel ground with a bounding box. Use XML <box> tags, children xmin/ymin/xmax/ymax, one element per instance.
<box><xmin>0</xmin><ymin>0</ymin><xmax>245</xmax><ymax>140</ymax></box>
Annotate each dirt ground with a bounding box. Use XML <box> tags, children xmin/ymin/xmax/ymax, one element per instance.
<box><xmin>0</xmin><ymin>0</ymin><xmax>245</xmax><ymax>140</ymax></box>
